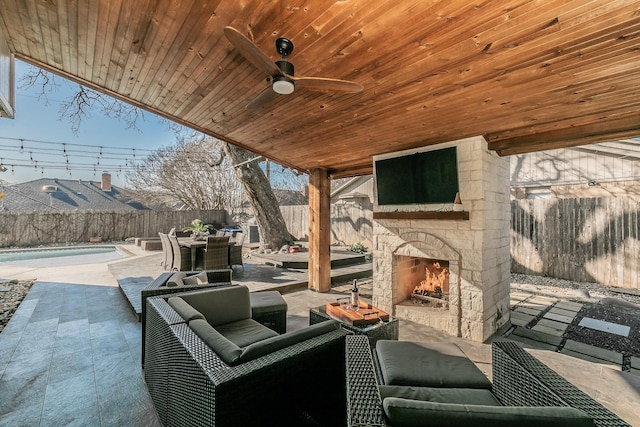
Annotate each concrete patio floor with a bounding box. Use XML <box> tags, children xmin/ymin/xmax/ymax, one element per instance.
<box><xmin>1</xmin><ymin>244</ymin><xmax>639</xmax><ymax>426</ymax></box>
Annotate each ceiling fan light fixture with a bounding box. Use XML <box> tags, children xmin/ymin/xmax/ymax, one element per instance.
<box><xmin>272</xmin><ymin>75</ymin><xmax>295</xmax><ymax>95</ymax></box>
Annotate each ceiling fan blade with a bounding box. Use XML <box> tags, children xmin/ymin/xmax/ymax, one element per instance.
<box><xmin>294</xmin><ymin>77</ymin><xmax>363</xmax><ymax>94</ymax></box>
<box><xmin>246</xmin><ymin>86</ymin><xmax>278</xmax><ymax>109</ymax></box>
<box><xmin>224</xmin><ymin>26</ymin><xmax>281</xmax><ymax>77</ymax></box>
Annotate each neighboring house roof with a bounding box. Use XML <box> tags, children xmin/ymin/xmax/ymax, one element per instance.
<box><xmin>0</xmin><ymin>178</ymin><xmax>145</xmax><ymax>211</ymax></box>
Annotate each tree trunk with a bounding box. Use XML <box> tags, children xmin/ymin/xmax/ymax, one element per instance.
<box><xmin>222</xmin><ymin>143</ymin><xmax>293</xmax><ymax>250</ymax></box>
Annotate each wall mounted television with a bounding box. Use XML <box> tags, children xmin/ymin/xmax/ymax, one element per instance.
<box><xmin>374</xmin><ymin>146</ymin><xmax>459</xmax><ymax>206</ymax></box>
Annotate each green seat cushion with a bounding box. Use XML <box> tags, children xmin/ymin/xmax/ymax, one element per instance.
<box><xmin>383</xmin><ymin>397</ymin><xmax>594</xmax><ymax>427</ymax></box>
<box><xmin>379</xmin><ymin>385</ymin><xmax>501</xmax><ymax>406</ymax></box>
<box><xmin>180</xmin><ymin>285</ymin><xmax>251</xmax><ymax>325</ymax></box>
<box><xmin>215</xmin><ymin>318</ymin><xmax>279</xmax><ymax>348</ymax></box>
<box><xmin>375</xmin><ymin>340</ymin><xmax>492</xmax><ymax>389</ymax></box>
<box><xmin>188</xmin><ymin>319</ymin><xmax>242</xmax><ymax>365</ymax></box>
<box><xmin>239</xmin><ymin>320</ymin><xmax>339</xmax><ymax>363</ymax></box>
<box><xmin>167</xmin><ymin>297</ymin><xmax>206</xmax><ymax>322</ymax></box>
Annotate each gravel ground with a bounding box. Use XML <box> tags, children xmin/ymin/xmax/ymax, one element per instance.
<box><xmin>0</xmin><ymin>279</ymin><xmax>35</xmax><ymax>333</ymax></box>
<box><xmin>512</xmin><ymin>273</ymin><xmax>640</xmax><ymax>359</ymax></box>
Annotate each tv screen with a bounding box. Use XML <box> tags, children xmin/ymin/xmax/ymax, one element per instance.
<box><xmin>375</xmin><ymin>146</ymin><xmax>459</xmax><ymax>206</ymax></box>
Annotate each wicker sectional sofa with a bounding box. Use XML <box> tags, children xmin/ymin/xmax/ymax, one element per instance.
<box><xmin>144</xmin><ymin>286</ymin><xmax>349</xmax><ymax>426</ymax></box>
<box><xmin>345</xmin><ymin>336</ymin><xmax>630</xmax><ymax>427</ymax></box>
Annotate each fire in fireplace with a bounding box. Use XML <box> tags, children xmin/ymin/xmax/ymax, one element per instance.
<box><xmin>411</xmin><ymin>259</ymin><xmax>449</xmax><ymax>309</ymax></box>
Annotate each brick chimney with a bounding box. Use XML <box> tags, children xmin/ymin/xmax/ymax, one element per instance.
<box><xmin>101</xmin><ymin>172</ymin><xmax>112</xmax><ymax>192</ymax></box>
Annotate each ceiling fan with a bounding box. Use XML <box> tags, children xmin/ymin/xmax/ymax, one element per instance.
<box><xmin>223</xmin><ymin>26</ymin><xmax>363</xmax><ymax>109</ymax></box>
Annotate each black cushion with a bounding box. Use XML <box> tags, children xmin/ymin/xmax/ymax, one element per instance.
<box><xmin>383</xmin><ymin>397</ymin><xmax>594</xmax><ymax>427</ymax></box>
<box><xmin>375</xmin><ymin>340</ymin><xmax>492</xmax><ymax>389</ymax></box>
<box><xmin>188</xmin><ymin>318</ymin><xmax>242</xmax><ymax>365</ymax></box>
<box><xmin>167</xmin><ymin>297</ymin><xmax>205</xmax><ymax>322</ymax></box>
<box><xmin>379</xmin><ymin>385</ymin><xmax>501</xmax><ymax>406</ymax></box>
<box><xmin>215</xmin><ymin>318</ymin><xmax>279</xmax><ymax>348</ymax></box>
<box><xmin>180</xmin><ymin>285</ymin><xmax>251</xmax><ymax>326</ymax></box>
<box><xmin>239</xmin><ymin>320</ymin><xmax>339</xmax><ymax>363</ymax></box>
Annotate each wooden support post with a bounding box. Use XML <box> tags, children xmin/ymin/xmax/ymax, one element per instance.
<box><xmin>308</xmin><ymin>168</ymin><xmax>331</xmax><ymax>292</ymax></box>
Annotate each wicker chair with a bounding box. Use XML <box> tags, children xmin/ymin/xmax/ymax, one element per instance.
<box><xmin>229</xmin><ymin>232</ymin><xmax>245</xmax><ymax>270</ymax></box>
<box><xmin>140</xmin><ymin>269</ymin><xmax>233</xmax><ymax>367</ymax></box>
<box><xmin>345</xmin><ymin>336</ymin><xmax>630</xmax><ymax>427</ymax></box>
<box><xmin>158</xmin><ymin>232</ymin><xmax>174</xmax><ymax>271</ymax></box>
<box><xmin>144</xmin><ymin>294</ymin><xmax>349</xmax><ymax>426</ymax></box>
<box><xmin>195</xmin><ymin>236</ymin><xmax>230</xmax><ymax>270</ymax></box>
<box><xmin>168</xmin><ymin>233</ymin><xmax>192</xmax><ymax>271</ymax></box>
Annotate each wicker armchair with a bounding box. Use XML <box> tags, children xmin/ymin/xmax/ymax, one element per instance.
<box><xmin>140</xmin><ymin>269</ymin><xmax>233</xmax><ymax>367</ymax></box>
<box><xmin>345</xmin><ymin>336</ymin><xmax>630</xmax><ymax>427</ymax></box>
<box><xmin>144</xmin><ymin>295</ymin><xmax>349</xmax><ymax>426</ymax></box>
<box><xmin>195</xmin><ymin>236</ymin><xmax>229</xmax><ymax>270</ymax></box>
<box><xmin>168</xmin><ymin>233</ymin><xmax>191</xmax><ymax>271</ymax></box>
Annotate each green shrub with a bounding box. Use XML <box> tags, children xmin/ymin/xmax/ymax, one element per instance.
<box><xmin>348</xmin><ymin>242</ymin><xmax>368</xmax><ymax>254</ymax></box>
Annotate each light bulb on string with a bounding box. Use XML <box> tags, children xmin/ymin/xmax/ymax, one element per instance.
<box><xmin>63</xmin><ymin>143</ymin><xmax>67</xmax><ymax>157</ymax></box>
<box><xmin>19</xmin><ymin>140</ymin><xmax>24</xmax><ymax>154</ymax></box>
<box><xmin>11</xmin><ymin>166</ymin><xmax>14</xmax><ymax>175</ymax></box>
<box><xmin>34</xmin><ymin>161</ymin><xmax>38</xmax><ymax>171</ymax></box>
<box><xmin>29</xmin><ymin>152</ymin><xmax>34</xmax><ymax>163</ymax></box>
<box><xmin>99</xmin><ymin>147</ymin><xmax>103</xmax><ymax>159</ymax></box>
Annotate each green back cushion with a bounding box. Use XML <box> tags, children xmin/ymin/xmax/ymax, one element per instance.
<box><xmin>383</xmin><ymin>397</ymin><xmax>594</xmax><ymax>427</ymax></box>
<box><xmin>239</xmin><ymin>320</ymin><xmax>339</xmax><ymax>363</ymax></box>
<box><xmin>180</xmin><ymin>285</ymin><xmax>251</xmax><ymax>326</ymax></box>
<box><xmin>188</xmin><ymin>319</ymin><xmax>242</xmax><ymax>365</ymax></box>
<box><xmin>182</xmin><ymin>271</ymin><xmax>209</xmax><ymax>285</ymax></box>
<box><xmin>376</xmin><ymin>340</ymin><xmax>492</xmax><ymax>389</ymax></box>
<box><xmin>167</xmin><ymin>297</ymin><xmax>206</xmax><ymax>322</ymax></box>
<box><xmin>166</xmin><ymin>272</ymin><xmax>185</xmax><ymax>287</ymax></box>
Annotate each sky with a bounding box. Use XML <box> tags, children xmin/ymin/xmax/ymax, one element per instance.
<box><xmin>0</xmin><ymin>60</ymin><xmax>178</xmax><ymax>187</ymax></box>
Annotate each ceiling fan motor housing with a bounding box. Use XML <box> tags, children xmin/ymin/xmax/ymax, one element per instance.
<box><xmin>273</xmin><ymin>60</ymin><xmax>295</xmax><ymax>94</ymax></box>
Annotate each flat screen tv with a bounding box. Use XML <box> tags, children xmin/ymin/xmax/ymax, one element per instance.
<box><xmin>374</xmin><ymin>146</ymin><xmax>459</xmax><ymax>206</ymax></box>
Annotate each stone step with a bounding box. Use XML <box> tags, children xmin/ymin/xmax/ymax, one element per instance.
<box><xmin>562</xmin><ymin>340</ymin><xmax>623</xmax><ymax>365</ymax></box>
<box><xmin>512</xmin><ymin>326</ymin><xmax>563</xmax><ymax>347</ymax></box>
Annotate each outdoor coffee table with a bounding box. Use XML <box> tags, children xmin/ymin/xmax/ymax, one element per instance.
<box><xmin>309</xmin><ymin>302</ymin><xmax>399</xmax><ymax>346</ymax></box>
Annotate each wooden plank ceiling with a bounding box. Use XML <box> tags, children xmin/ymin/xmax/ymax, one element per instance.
<box><xmin>1</xmin><ymin>0</ymin><xmax>640</xmax><ymax>177</ymax></box>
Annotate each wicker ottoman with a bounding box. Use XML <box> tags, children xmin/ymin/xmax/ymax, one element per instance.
<box><xmin>250</xmin><ymin>291</ymin><xmax>288</xmax><ymax>334</ymax></box>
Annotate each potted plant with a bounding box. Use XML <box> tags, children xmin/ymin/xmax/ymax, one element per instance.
<box><xmin>184</xmin><ymin>219</ymin><xmax>213</xmax><ymax>241</ymax></box>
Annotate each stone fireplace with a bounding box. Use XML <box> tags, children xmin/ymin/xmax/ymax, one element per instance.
<box><xmin>372</xmin><ymin>136</ymin><xmax>511</xmax><ymax>342</ymax></box>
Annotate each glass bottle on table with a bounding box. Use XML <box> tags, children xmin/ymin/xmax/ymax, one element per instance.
<box><xmin>350</xmin><ymin>279</ymin><xmax>360</xmax><ymax>311</ymax></box>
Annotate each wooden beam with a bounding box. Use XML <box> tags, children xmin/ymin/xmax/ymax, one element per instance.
<box><xmin>486</xmin><ymin>115</ymin><xmax>640</xmax><ymax>156</ymax></box>
<box><xmin>373</xmin><ymin>211</ymin><xmax>469</xmax><ymax>220</ymax></box>
<box><xmin>308</xmin><ymin>168</ymin><xmax>331</xmax><ymax>292</ymax></box>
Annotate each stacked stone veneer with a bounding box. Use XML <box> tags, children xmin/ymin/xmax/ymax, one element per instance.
<box><xmin>372</xmin><ymin>136</ymin><xmax>511</xmax><ymax>342</ymax></box>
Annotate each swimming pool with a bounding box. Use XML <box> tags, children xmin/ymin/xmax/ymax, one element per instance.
<box><xmin>0</xmin><ymin>246</ymin><xmax>128</xmax><ymax>266</ymax></box>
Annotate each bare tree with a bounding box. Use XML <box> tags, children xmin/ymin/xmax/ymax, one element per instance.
<box><xmin>19</xmin><ymin>67</ymin><xmax>144</xmax><ymax>135</ymax></box>
<box><xmin>126</xmin><ymin>136</ymin><xmax>243</xmax><ymax>211</ymax></box>
<box><xmin>222</xmin><ymin>142</ymin><xmax>294</xmax><ymax>250</ymax></box>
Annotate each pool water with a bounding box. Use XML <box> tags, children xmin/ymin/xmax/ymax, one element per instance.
<box><xmin>0</xmin><ymin>246</ymin><xmax>127</xmax><ymax>266</ymax></box>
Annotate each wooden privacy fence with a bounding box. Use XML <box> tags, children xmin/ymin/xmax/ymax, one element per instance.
<box><xmin>280</xmin><ymin>204</ymin><xmax>373</xmax><ymax>248</ymax></box>
<box><xmin>511</xmin><ymin>197</ymin><xmax>640</xmax><ymax>289</ymax></box>
<box><xmin>0</xmin><ymin>209</ymin><xmax>227</xmax><ymax>247</ymax></box>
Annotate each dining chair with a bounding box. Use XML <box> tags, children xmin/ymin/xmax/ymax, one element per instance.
<box><xmin>158</xmin><ymin>232</ymin><xmax>174</xmax><ymax>271</ymax></box>
<box><xmin>168</xmin><ymin>233</ymin><xmax>192</xmax><ymax>271</ymax></box>
<box><xmin>195</xmin><ymin>236</ymin><xmax>230</xmax><ymax>270</ymax></box>
<box><xmin>229</xmin><ymin>232</ymin><xmax>245</xmax><ymax>270</ymax></box>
